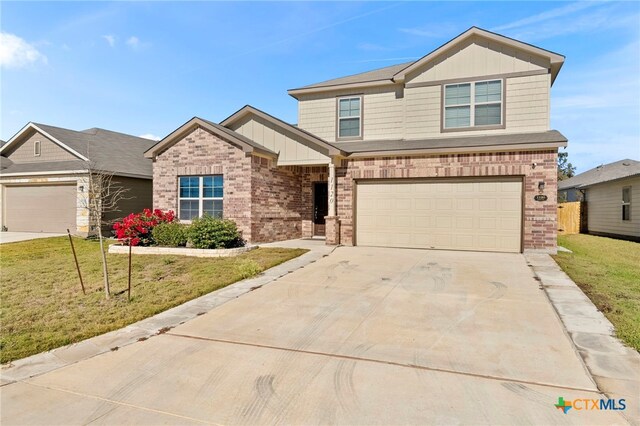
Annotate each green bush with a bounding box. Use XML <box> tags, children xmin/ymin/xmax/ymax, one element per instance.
<box><xmin>187</xmin><ymin>216</ymin><xmax>244</xmax><ymax>249</ymax></box>
<box><xmin>151</xmin><ymin>222</ymin><xmax>188</xmax><ymax>247</ymax></box>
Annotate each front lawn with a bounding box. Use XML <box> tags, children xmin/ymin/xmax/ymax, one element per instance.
<box><xmin>554</xmin><ymin>234</ymin><xmax>640</xmax><ymax>351</ymax></box>
<box><xmin>0</xmin><ymin>237</ymin><xmax>306</xmax><ymax>363</ymax></box>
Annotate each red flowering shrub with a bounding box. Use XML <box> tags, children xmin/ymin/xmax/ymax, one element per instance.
<box><xmin>113</xmin><ymin>209</ymin><xmax>176</xmax><ymax>246</ymax></box>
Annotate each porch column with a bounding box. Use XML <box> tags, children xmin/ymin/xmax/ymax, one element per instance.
<box><xmin>325</xmin><ymin>158</ymin><xmax>340</xmax><ymax>245</ymax></box>
<box><xmin>328</xmin><ymin>161</ymin><xmax>336</xmax><ymax>216</ymax></box>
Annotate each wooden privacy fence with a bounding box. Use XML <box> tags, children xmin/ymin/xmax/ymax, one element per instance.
<box><xmin>558</xmin><ymin>201</ymin><xmax>586</xmax><ymax>235</ymax></box>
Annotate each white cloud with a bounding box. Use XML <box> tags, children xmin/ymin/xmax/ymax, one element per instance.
<box><xmin>139</xmin><ymin>133</ymin><xmax>161</xmax><ymax>141</ymax></box>
<box><xmin>0</xmin><ymin>32</ymin><xmax>47</xmax><ymax>69</ymax></box>
<box><xmin>126</xmin><ymin>36</ymin><xmax>140</xmax><ymax>49</ymax></box>
<box><xmin>398</xmin><ymin>23</ymin><xmax>459</xmax><ymax>38</ymax></box>
<box><xmin>102</xmin><ymin>35</ymin><xmax>116</xmax><ymax>47</ymax></box>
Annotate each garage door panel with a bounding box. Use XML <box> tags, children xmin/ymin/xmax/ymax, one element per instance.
<box><xmin>5</xmin><ymin>184</ymin><xmax>77</xmax><ymax>233</ymax></box>
<box><xmin>356</xmin><ymin>179</ymin><xmax>522</xmax><ymax>253</ymax></box>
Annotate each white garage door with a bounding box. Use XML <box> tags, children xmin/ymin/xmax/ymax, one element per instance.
<box><xmin>4</xmin><ymin>184</ymin><xmax>77</xmax><ymax>233</ymax></box>
<box><xmin>356</xmin><ymin>179</ymin><xmax>522</xmax><ymax>253</ymax></box>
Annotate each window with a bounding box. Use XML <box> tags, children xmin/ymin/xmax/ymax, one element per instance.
<box><xmin>34</xmin><ymin>140</ymin><xmax>41</xmax><ymax>156</ymax></box>
<box><xmin>622</xmin><ymin>187</ymin><xmax>631</xmax><ymax>221</ymax></box>
<box><xmin>444</xmin><ymin>80</ymin><xmax>502</xmax><ymax>129</ymax></box>
<box><xmin>178</xmin><ymin>175</ymin><xmax>223</xmax><ymax>221</ymax></box>
<box><xmin>337</xmin><ymin>96</ymin><xmax>361</xmax><ymax>139</ymax></box>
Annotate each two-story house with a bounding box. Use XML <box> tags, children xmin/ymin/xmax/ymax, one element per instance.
<box><xmin>145</xmin><ymin>27</ymin><xmax>567</xmax><ymax>253</ymax></box>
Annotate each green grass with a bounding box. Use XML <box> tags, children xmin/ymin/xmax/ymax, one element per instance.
<box><xmin>554</xmin><ymin>234</ymin><xmax>640</xmax><ymax>351</ymax></box>
<box><xmin>0</xmin><ymin>237</ymin><xmax>307</xmax><ymax>363</ymax></box>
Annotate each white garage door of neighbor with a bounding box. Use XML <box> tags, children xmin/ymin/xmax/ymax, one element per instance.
<box><xmin>4</xmin><ymin>184</ymin><xmax>77</xmax><ymax>233</ymax></box>
<box><xmin>356</xmin><ymin>179</ymin><xmax>523</xmax><ymax>253</ymax></box>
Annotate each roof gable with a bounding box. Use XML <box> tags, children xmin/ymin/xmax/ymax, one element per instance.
<box><xmin>393</xmin><ymin>27</ymin><xmax>564</xmax><ymax>84</ymax></box>
<box><xmin>288</xmin><ymin>26</ymin><xmax>564</xmax><ymax>97</ymax></box>
<box><xmin>221</xmin><ymin>105</ymin><xmax>344</xmax><ymax>157</ymax></box>
<box><xmin>144</xmin><ymin>117</ymin><xmax>277</xmax><ymax>159</ymax></box>
<box><xmin>1</xmin><ymin>122</ymin><xmax>156</xmax><ymax>178</ymax></box>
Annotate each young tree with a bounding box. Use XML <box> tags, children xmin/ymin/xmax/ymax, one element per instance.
<box><xmin>558</xmin><ymin>151</ymin><xmax>576</xmax><ymax>181</ymax></box>
<box><xmin>80</xmin><ymin>165</ymin><xmax>131</xmax><ymax>299</ymax></box>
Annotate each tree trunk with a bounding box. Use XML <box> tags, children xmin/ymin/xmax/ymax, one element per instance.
<box><xmin>98</xmin><ymin>226</ymin><xmax>110</xmax><ymax>299</ymax></box>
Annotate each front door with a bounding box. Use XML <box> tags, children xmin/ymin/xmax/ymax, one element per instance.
<box><xmin>313</xmin><ymin>182</ymin><xmax>328</xmax><ymax>236</ymax></box>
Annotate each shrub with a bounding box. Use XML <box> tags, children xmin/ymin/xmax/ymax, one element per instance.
<box><xmin>113</xmin><ymin>209</ymin><xmax>176</xmax><ymax>246</ymax></box>
<box><xmin>152</xmin><ymin>222</ymin><xmax>188</xmax><ymax>247</ymax></box>
<box><xmin>187</xmin><ymin>216</ymin><xmax>244</xmax><ymax>249</ymax></box>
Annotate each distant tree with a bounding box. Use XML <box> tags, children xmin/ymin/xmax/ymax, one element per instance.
<box><xmin>558</xmin><ymin>152</ymin><xmax>576</xmax><ymax>181</ymax></box>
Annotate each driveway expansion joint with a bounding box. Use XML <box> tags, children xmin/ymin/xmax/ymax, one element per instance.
<box><xmin>165</xmin><ymin>332</ymin><xmax>602</xmax><ymax>394</ymax></box>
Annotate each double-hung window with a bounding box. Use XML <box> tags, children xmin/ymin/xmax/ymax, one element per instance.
<box><xmin>622</xmin><ymin>187</ymin><xmax>631</xmax><ymax>221</ymax></box>
<box><xmin>444</xmin><ymin>79</ymin><xmax>502</xmax><ymax>129</ymax></box>
<box><xmin>179</xmin><ymin>175</ymin><xmax>223</xmax><ymax>221</ymax></box>
<box><xmin>337</xmin><ymin>96</ymin><xmax>361</xmax><ymax>139</ymax></box>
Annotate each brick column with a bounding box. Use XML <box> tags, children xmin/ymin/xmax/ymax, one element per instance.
<box><xmin>325</xmin><ymin>216</ymin><xmax>340</xmax><ymax>245</ymax></box>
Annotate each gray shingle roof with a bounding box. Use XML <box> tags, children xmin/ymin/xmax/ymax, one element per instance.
<box><xmin>339</xmin><ymin>130</ymin><xmax>568</xmax><ymax>154</ymax></box>
<box><xmin>290</xmin><ymin>61</ymin><xmax>414</xmax><ymax>91</ymax></box>
<box><xmin>5</xmin><ymin>123</ymin><xmax>156</xmax><ymax>177</ymax></box>
<box><xmin>1</xmin><ymin>160</ymin><xmax>86</xmax><ymax>175</ymax></box>
<box><xmin>558</xmin><ymin>159</ymin><xmax>640</xmax><ymax>190</ymax></box>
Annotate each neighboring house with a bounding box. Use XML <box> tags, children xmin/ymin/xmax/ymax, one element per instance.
<box><xmin>559</xmin><ymin>159</ymin><xmax>640</xmax><ymax>241</ymax></box>
<box><xmin>0</xmin><ymin>123</ymin><xmax>156</xmax><ymax>235</ymax></box>
<box><xmin>146</xmin><ymin>27</ymin><xmax>567</xmax><ymax>253</ymax></box>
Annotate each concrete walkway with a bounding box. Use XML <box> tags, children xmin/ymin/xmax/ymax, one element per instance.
<box><xmin>0</xmin><ymin>232</ymin><xmax>66</xmax><ymax>244</ymax></box>
<box><xmin>1</xmin><ymin>246</ymin><xmax>629</xmax><ymax>425</ymax></box>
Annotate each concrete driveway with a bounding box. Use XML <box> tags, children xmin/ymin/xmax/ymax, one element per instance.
<box><xmin>1</xmin><ymin>247</ymin><xmax>627</xmax><ymax>425</ymax></box>
<box><xmin>0</xmin><ymin>232</ymin><xmax>66</xmax><ymax>244</ymax></box>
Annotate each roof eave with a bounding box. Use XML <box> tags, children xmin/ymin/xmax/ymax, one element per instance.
<box><xmin>287</xmin><ymin>79</ymin><xmax>396</xmax><ymax>99</ymax></box>
<box><xmin>345</xmin><ymin>141</ymin><xmax>567</xmax><ymax>158</ymax></box>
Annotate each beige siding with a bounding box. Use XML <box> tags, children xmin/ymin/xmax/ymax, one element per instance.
<box><xmin>405</xmin><ymin>35</ymin><xmax>549</xmax><ymax>84</ymax></box>
<box><xmin>230</xmin><ymin>115</ymin><xmax>329</xmax><ymax>165</ymax></box>
<box><xmin>587</xmin><ymin>177</ymin><xmax>640</xmax><ymax>238</ymax></box>
<box><xmin>299</xmin><ymin>73</ymin><xmax>550</xmax><ymax>142</ymax></box>
<box><xmin>7</xmin><ymin>131</ymin><xmax>79</xmax><ymax>163</ymax></box>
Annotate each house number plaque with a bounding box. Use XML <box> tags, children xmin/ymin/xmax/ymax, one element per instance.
<box><xmin>534</xmin><ymin>194</ymin><xmax>548</xmax><ymax>201</ymax></box>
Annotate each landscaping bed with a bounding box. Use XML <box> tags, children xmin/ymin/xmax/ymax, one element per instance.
<box><xmin>108</xmin><ymin>244</ymin><xmax>256</xmax><ymax>257</ymax></box>
<box><xmin>554</xmin><ymin>234</ymin><xmax>640</xmax><ymax>351</ymax></box>
<box><xmin>0</xmin><ymin>237</ymin><xmax>307</xmax><ymax>363</ymax></box>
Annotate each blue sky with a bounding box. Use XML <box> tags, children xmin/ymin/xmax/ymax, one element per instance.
<box><xmin>1</xmin><ymin>1</ymin><xmax>639</xmax><ymax>172</ymax></box>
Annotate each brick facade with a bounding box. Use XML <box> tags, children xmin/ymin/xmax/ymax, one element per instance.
<box><xmin>152</xmin><ymin>127</ymin><xmax>253</xmax><ymax>240</ymax></box>
<box><xmin>250</xmin><ymin>157</ymin><xmax>303</xmax><ymax>243</ymax></box>
<box><xmin>335</xmin><ymin>150</ymin><xmax>558</xmax><ymax>251</ymax></box>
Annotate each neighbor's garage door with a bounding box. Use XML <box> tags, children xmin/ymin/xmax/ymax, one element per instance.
<box><xmin>356</xmin><ymin>178</ymin><xmax>522</xmax><ymax>253</ymax></box>
<box><xmin>4</xmin><ymin>184</ymin><xmax>77</xmax><ymax>233</ymax></box>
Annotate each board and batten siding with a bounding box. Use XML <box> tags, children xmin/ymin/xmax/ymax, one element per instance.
<box><xmin>229</xmin><ymin>115</ymin><xmax>329</xmax><ymax>165</ymax></box>
<box><xmin>587</xmin><ymin>177</ymin><xmax>640</xmax><ymax>238</ymax></box>
<box><xmin>298</xmin><ymin>73</ymin><xmax>550</xmax><ymax>142</ymax></box>
<box><xmin>6</xmin><ymin>131</ymin><xmax>79</xmax><ymax>163</ymax></box>
<box><xmin>404</xmin><ymin>35</ymin><xmax>549</xmax><ymax>84</ymax></box>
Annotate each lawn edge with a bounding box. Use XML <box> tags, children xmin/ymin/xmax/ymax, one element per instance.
<box><xmin>1</xmin><ymin>245</ymin><xmax>335</xmax><ymax>384</ymax></box>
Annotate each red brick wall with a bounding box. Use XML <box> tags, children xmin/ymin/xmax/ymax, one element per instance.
<box><xmin>250</xmin><ymin>157</ymin><xmax>304</xmax><ymax>243</ymax></box>
<box><xmin>337</xmin><ymin>150</ymin><xmax>558</xmax><ymax>251</ymax></box>
<box><xmin>152</xmin><ymin>126</ymin><xmax>253</xmax><ymax>241</ymax></box>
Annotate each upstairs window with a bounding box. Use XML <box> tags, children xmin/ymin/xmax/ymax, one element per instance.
<box><xmin>178</xmin><ymin>175</ymin><xmax>223</xmax><ymax>221</ymax></box>
<box><xmin>444</xmin><ymin>80</ymin><xmax>502</xmax><ymax>130</ymax></box>
<box><xmin>622</xmin><ymin>187</ymin><xmax>631</xmax><ymax>221</ymax></box>
<box><xmin>337</xmin><ymin>96</ymin><xmax>361</xmax><ymax>139</ymax></box>
<box><xmin>34</xmin><ymin>140</ymin><xmax>41</xmax><ymax>156</ymax></box>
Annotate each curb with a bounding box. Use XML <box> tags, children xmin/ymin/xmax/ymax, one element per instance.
<box><xmin>525</xmin><ymin>252</ymin><xmax>639</xmax><ymax>425</ymax></box>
